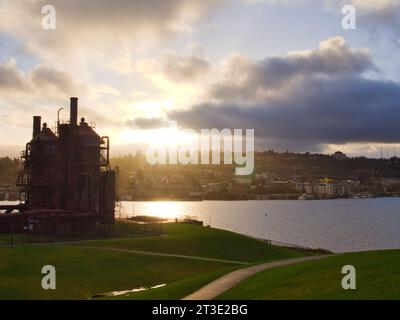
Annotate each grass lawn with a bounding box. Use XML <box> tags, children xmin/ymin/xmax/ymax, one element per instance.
<box><xmin>0</xmin><ymin>223</ymin><xmax>306</xmax><ymax>300</ymax></box>
<box><xmin>0</xmin><ymin>245</ymin><xmax>233</xmax><ymax>300</ymax></box>
<box><xmin>217</xmin><ymin>250</ymin><xmax>400</xmax><ymax>300</ymax></box>
<box><xmin>70</xmin><ymin>223</ymin><xmax>306</xmax><ymax>263</ymax></box>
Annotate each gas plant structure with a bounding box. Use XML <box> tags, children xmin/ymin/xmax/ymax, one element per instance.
<box><xmin>0</xmin><ymin>97</ymin><xmax>116</xmax><ymax>235</ymax></box>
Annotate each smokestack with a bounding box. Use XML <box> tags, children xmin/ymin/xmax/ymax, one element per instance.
<box><xmin>33</xmin><ymin>116</ymin><xmax>41</xmax><ymax>138</ymax></box>
<box><xmin>70</xmin><ymin>97</ymin><xmax>78</xmax><ymax>126</ymax></box>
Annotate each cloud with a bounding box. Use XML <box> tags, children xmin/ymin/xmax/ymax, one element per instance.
<box><xmin>210</xmin><ymin>36</ymin><xmax>373</xmax><ymax>101</ymax></box>
<box><xmin>161</xmin><ymin>43</ymin><xmax>210</xmax><ymax>82</ymax></box>
<box><xmin>0</xmin><ymin>0</ymin><xmax>224</xmax><ymax>61</ymax></box>
<box><xmin>30</xmin><ymin>66</ymin><xmax>78</xmax><ymax>95</ymax></box>
<box><xmin>167</xmin><ymin>37</ymin><xmax>400</xmax><ymax>151</ymax></box>
<box><xmin>0</xmin><ymin>59</ymin><xmax>26</xmax><ymax>90</ymax></box>
<box><xmin>0</xmin><ymin>59</ymin><xmax>79</xmax><ymax>96</ymax></box>
<box><xmin>0</xmin><ymin>59</ymin><xmax>101</xmax><ymax>145</ymax></box>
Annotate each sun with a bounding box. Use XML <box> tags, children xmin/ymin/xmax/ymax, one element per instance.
<box><xmin>143</xmin><ymin>201</ymin><xmax>186</xmax><ymax>219</ymax></box>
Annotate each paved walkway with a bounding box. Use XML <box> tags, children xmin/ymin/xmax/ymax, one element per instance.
<box><xmin>74</xmin><ymin>245</ymin><xmax>250</xmax><ymax>265</ymax></box>
<box><xmin>183</xmin><ymin>254</ymin><xmax>336</xmax><ymax>300</ymax></box>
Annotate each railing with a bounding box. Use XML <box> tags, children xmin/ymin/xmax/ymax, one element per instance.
<box><xmin>255</xmin><ymin>237</ymin><xmax>332</xmax><ymax>254</ymax></box>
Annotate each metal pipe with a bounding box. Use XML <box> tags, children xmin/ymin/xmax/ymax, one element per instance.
<box><xmin>33</xmin><ymin>116</ymin><xmax>41</xmax><ymax>138</ymax></box>
<box><xmin>70</xmin><ymin>97</ymin><xmax>78</xmax><ymax>126</ymax></box>
<box><xmin>57</xmin><ymin>107</ymin><xmax>64</xmax><ymax>127</ymax></box>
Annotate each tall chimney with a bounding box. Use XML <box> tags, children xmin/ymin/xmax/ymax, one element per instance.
<box><xmin>33</xmin><ymin>116</ymin><xmax>41</xmax><ymax>138</ymax></box>
<box><xmin>70</xmin><ymin>97</ymin><xmax>78</xmax><ymax>126</ymax></box>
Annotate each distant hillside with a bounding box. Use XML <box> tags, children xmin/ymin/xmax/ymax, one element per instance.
<box><xmin>110</xmin><ymin>151</ymin><xmax>400</xmax><ymax>181</ymax></box>
<box><xmin>255</xmin><ymin>151</ymin><xmax>400</xmax><ymax>180</ymax></box>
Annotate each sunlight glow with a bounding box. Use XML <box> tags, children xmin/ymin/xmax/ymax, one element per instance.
<box><xmin>121</xmin><ymin>201</ymin><xmax>186</xmax><ymax>219</ymax></box>
<box><xmin>120</xmin><ymin>127</ymin><xmax>198</xmax><ymax>147</ymax></box>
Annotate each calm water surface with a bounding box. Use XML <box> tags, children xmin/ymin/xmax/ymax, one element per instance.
<box><xmin>120</xmin><ymin>198</ymin><xmax>400</xmax><ymax>253</ymax></box>
<box><xmin>2</xmin><ymin>199</ymin><xmax>400</xmax><ymax>253</ymax></box>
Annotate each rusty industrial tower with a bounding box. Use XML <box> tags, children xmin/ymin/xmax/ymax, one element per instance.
<box><xmin>0</xmin><ymin>97</ymin><xmax>116</xmax><ymax>235</ymax></box>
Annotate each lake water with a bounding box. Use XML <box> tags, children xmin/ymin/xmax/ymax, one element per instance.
<box><xmin>2</xmin><ymin>198</ymin><xmax>400</xmax><ymax>253</ymax></box>
<box><xmin>119</xmin><ymin>198</ymin><xmax>400</xmax><ymax>253</ymax></box>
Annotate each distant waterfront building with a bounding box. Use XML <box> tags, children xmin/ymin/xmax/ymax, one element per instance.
<box><xmin>303</xmin><ymin>181</ymin><xmax>350</xmax><ymax>198</ymax></box>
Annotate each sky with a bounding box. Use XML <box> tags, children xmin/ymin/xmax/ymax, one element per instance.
<box><xmin>0</xmin><ymin>0</ymin><xmax>400</xmax><ymax>158</ymax></box>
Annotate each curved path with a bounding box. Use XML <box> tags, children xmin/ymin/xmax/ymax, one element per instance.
<box><xmin>74</xmin><ymin>245</ymin><xmax>250</xmax><ymax>265</ymax></box>
<box><xmin>183</xmin><ymin>254</ymin><xmax>337</xmax><ymax>300</ymax></box>
<box><xmin>2</xmin><ymin>238</ymin><xmax>249</xmax><ymax>265</ymax></box>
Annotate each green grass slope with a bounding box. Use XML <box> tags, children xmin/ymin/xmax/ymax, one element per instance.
<box><xmin>217</xmin><ymin>250</ymin><xmax>400</xmax><ymax>300</ymax></box>
<box><xmin>71</xmin><ymin>223</ymin><xmax>306</xmax><ymax>263</ymax></box>
<box><xmin>0</xmin><ymin>245</ymin><xmax>232</xmax><ymax>300</ymax></box>
<box><xmin>0</xmin><ymin>224</ymin><xmax>306</xmax><ymax>300</ymax></box>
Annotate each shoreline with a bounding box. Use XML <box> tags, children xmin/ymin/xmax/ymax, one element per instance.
<box><xmin>118</xmin><ymin>195</ymin><xmax>400</xmax><ymax>202</ymax></box>
<box><xmin>3</xmin><ymin>195</ymin><xmax>400</xmax><ymax>205</ymax></box>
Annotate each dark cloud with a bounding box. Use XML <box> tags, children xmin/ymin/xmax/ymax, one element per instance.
<box><xmin>167</xmin><ymin>37</ymin><xmax>400</xmax><ymax>151</ymax></box>
<box><xmin>170</xmin><ymin>75</ymin><xmax>400</xmax><ymax>144</ymax></box>
<box><xmin>211</xmin><ymin>37</ymin><xmax>373</xmax><ymax>101</ymax></box>
<box><xmin>169</xmin><ymin>76</ymin><xmax>400</xmax><ymax>153</ymax></box>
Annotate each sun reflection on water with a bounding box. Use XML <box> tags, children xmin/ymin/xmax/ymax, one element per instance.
<box><xmin>120</xmin><ymin>201</ymin><xmax>186</xmax><ymax>219</ymax></box>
